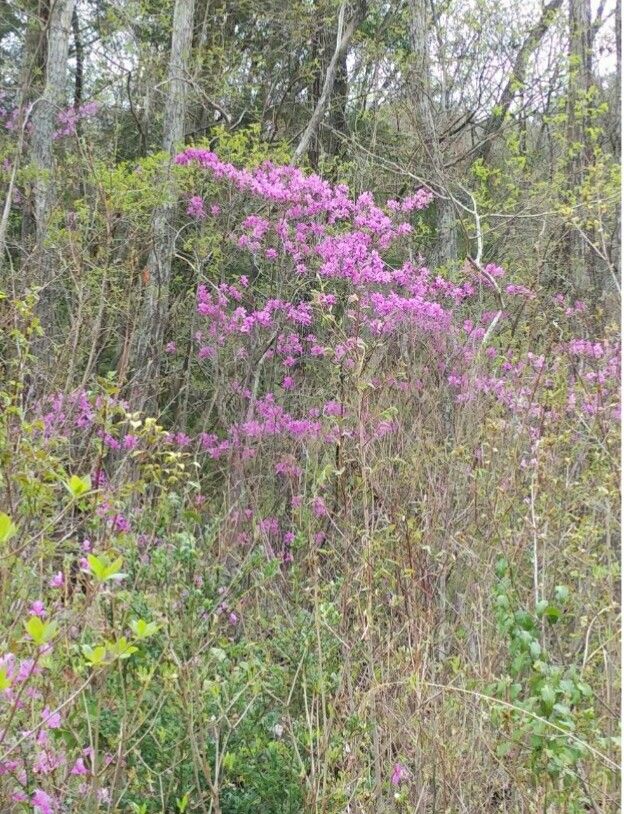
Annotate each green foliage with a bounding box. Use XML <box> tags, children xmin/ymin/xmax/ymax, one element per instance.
<box><xmin>490</xmin><ymin>558</ymin><xmax>611</xmax><ymax>809</ymax></box>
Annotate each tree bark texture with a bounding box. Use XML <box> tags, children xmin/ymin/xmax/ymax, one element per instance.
<box><xmin>407</xmin><ymin>0</ymin><xmax>458</xmax><ymax>268</ymax></box>
<box><xmin>29</xmin><ymin>0</ymin><xmax>75</xmax><ymax>338</ymax></box>
<box><xmin>292</xmin><ymin>1</ymin><xmax>366</xmax><ymax>165</ymax></box>
<box><xmin>128</xmin><ymin>0</ymin><xmax>195</xmax><ymax>409</ymax></box>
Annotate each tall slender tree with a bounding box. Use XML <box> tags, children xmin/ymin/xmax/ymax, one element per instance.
<box><xmin>292</xmin><ymin>0</ymin><xmax>367</xmax><ymax>165</ymax></box>
<box><xmin>29</xmin><ymin>0</ymin><xmax>75</xmax><ymax>337</ymax></box>
<box><xmin>128</xmin><ymin>0</ymin><xmax>195</xmax><ymax>408</ymax></box>
<box><xmin>567</xmin><ymin>0</ymin><xmax>595</xmax><ymax>289</ymax></box>
<box><xmin>407</xmin><ymin>0</ymin><xmax>458</xmax><ymax>268</ymax></box>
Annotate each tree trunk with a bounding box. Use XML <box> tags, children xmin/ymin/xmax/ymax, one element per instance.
<box><xmin>478</xmin><ymin>0</ymin><xmax>564</xmax><ymax>163</ymax></box>
<box><xmin>128</xmin><ymin>0</ymin><xmax>195</xmax><ymax>411</ymax></box>
<box><xmin>292</xmin><ymin>1</ymin><xmax>366</xmax><ymax>165</ymax></box>
<box><xmin>328</xmin><ymin>49</ymin><xmax>348</xmax><ymax>160</ymax></box>
<box><xmin>71</xmin><ymin>7</ymin><xmax>83</xmax><ymax>112</ymax></box>
<box><xmin>567</xmin><ymin>0</ymin><xmax>595</xmax><ymax>290</ymax></box>
<box><xmin>407</xmin><ymin>0</ymin><xmax>457</xmax><ymax>268</ymax></box>
<box><xmin>16</xmin><ymin>0</ymin><xmax>50</xmax><ymax>256</ymax></box>
<box><xmin>616</xmin><ymin>0</ymin><xmax>621</xmax><ymax>161</ymax></box>
<box><xmin>29</xmin><ymin>0</ymin><xmax>75</xmax><ymax>338</ymax></box>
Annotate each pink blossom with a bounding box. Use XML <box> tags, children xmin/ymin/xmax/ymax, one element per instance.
<box><xmin>312</xmin><ymin>497</ymin><xmax>328</xmax><ymax>517</ymax></box>
<box><xmin>41</xmin><ymin>707</ymin><xmax>61</xmax><ymax>729</ymax></box>
<box><xmin>391</xmin><ymin>762</ymin><xmax>409</xmax><ymax>786</ymax></box>
<box><xmin>111</xmin><ymin>514</ymin><xmax>130</xmax><ymax>533</ymax></box>
<box><xmin>29</xmin><ymin>601</ymin><xmax>46</xmax><ymax>618</ymax></box>
<box><xmin>122</xmin><ymin>434</ymin><xmax>139</xmax><ymax>450</ymax></box>
<box><xmin>187</xmin><ymin>195</ymin><xmax>206</xmax><ymax>219</ymax></box>
<box><xmin>71</xmin><ymin>757</ymin><xmax>89</xmax><ymax>776</ymax></box>
<box><xmin>32</xmin><ymin>789</ymin><xmax>57</xmax><ymax>814</ymax></box>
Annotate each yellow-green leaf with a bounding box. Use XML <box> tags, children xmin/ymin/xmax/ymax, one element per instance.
<box><xmin>0</xmin><ymin>512</ymin><xmax>17</xmax><ymax>544</ymax></box>
<box><xmin>66</xmin><ymin>474</ymin><xmax>91</xmax><ymax>498</ymax></box>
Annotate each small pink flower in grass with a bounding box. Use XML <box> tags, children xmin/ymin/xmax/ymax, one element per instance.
<box><xmin>49</xmin><ymin>572</ymin><xmax>64</xmax><ymax>589</ymax></box>
<box><xmin>91</xmin><ymin>469</ymin><xmax>107</xmax><ymax>488</ymax></box>
<box><xmin>260</xmin><ymin>516</ymin><xmax>279</xmax><ymax>536</ymax></box>
<box><xmin>30</xmin><ymin>600</ymin><xmax>46</xmax><ymax>618</ymax></box>
<box><xmin>41</xmin><ymin>707</ymin><xmax>61</xmax><ymax>729</ymax></box>
<box><xmin>312</xmin><ymin>496</ymin><xmax>328</xmax><ymax>518</ymax></box>
<box><xmin>11</xmin><ymin>790</ymin><xmax>27</xmax><ymax>803</ymax></box>
<box><xmin>281</xmin><ymin>375</ymin><xmax>295</xmax><ymax>390</ymax></box>
<box><xmin>165</xmin><ymin>341</ymin><xmax>177</xmax><ymax>353</ymax></box>
<box><xmin>228</xmin><ymin>612</ymin><xmax>238</xmax><ymax>625</ymax></box>
<box><xmin>122</xmin><ymin>434</ymin><xmax>138</xmax><ymax>450</ymax></box>
<box><xmin>314</xmin><ymin>531</ymin><xmax>326</xmax><ymax>545</ymax></box>
<box><xmin>187</xmin><ymin>195</ymin><xmax>206</xmax><ymax>219</ymax></box>
<box><xmin>111</xmin><ymin>514</ymin><xmax>130</xmax><ymax>533</ymax></box>
<box><xmin>391</xmin><ymin>762</ymin><xmax>409</xmax><ymax>786</ymax></box>
<box><xmin>484</xmin><ymin>262</ymin><xmax>505</xmax><ymax>278</ymax></box>
<box><xmin>32</xmin><ymin>789</ymin><xmax>56</xmax><ymax>814</ymax></box>
<box><xmin>71</xmin><ymin>757</ymin><xmax>89</xmax><ymax>776</ymax></box>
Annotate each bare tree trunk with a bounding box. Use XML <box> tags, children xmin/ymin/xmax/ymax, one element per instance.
<box><xmin>614</xmin><ymin>0</ymin><xmax>621</xmax><ymax>281</ymax></box>
<box><xmin>478</xmin><ymin>0</ymin><xmax>564</xmax><ymax>163</ymax></box>
<box><xmin>16</xmin><ymin>0</ymin><xmax>50</xmax><ymax>256</ymax></box>
<box><xmin>292</xmin><ymin>0</ymin><xmax>366</xmax><ymax>165</ymax></box>
<box><xmin>407</xmin><ymin>0</ymin><xmax>457</xmax><ymax>268</ymax></box>
<box><xmin>567</xmin><ymin>0</ymin><xmax>595</xmax><ymax>291</ymax></box>
<box><xmin>29</xmin><ymin>0</ymin><xmax>75</xmax><ymax>338</ymax></box>
<box><xmin>616</xmin><ymin>0</ymin><xmax>621</xmax><ymax>162</ymax></box>
<box><xmin>71</xmin><ymin>7</ymin><xmax>83</xmax><ymax>112</ymax></box>
<box><xmin>128</xmin><ymin>0</ymin><xmax>195</xmax><ymax>410</ymax></box>
<box><xmin>328</xmin><ymin>50</ymin><xmax>348</xmax><ymax>161</ymax></box>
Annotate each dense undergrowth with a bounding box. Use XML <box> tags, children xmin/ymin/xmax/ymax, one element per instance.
<box><xmin>0</xmin><ymin>146</ymin><xmax>620</xmax><ymax>813</ymax></box>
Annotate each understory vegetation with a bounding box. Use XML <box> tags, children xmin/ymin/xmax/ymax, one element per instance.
<box><xmin>0</xmin><ymin>0</ymin><xmax>620</xmax><ymax>811</ymax></box>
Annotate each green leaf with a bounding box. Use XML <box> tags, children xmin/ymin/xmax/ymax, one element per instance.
<box><xmin>87</xmin><ymin>553</ymin><xmax>126</xmax><ymax>583</ymax></box>
<box><xmin>130</xmin><ymin>619</ymin><xmax>159</xmax><ymax>640</ymax></box>
<box><xmin>82</xmin><ymin>644</ymin><xmax>108</xmax><ymax>666</ymax></box>
<box><xmin>0</xmin><ymin>665</ymin><xmax>12</xmax><ymax>691</ymax></box>
<box><xmin>540</xmin><ymin>684</ymin><xmax>556</xmax><ymax>711</ymax></box>
<box><xmin>66</xmin><ymin>474</ymin><xmax>91</xmax><ymax>498</ymax></box>
<box><xmin>25</xmin><ymin>616</ymin><xmax>58</xmax><ymax>645</ymax></box>
<box><xmin>554</xmin><ymin>585</ymin><xmax>569</xmax><ymax>602</ymax></box>
<box><xmin>529</xmin><ymin>640</ymin><xmax>542</xmax><ymax>659</ymax></box>
<box><xmin>542</xmin><ymin>604</ymin><xmax>561</xmax><ymax>623</ymax></box>
<box><xmin>109</xmin><ymin>637</ymin><xmax>138</xmax><ymax>660</ymax></box>
<box><xmin>495</xmin><ymin>558</ymin><xmax>508</xmax><ymax>578</ymax></box>
<box><xmin>514</xmin><ymin>610</ymin><xmax>536</xmax><ymax>631</ymax></box>
<box><xmin>535</xmin><ymin>599</ymin><xmax>549</xmax><ymax>616</ymax></box>
<box><xmin>0</xmin><ymin>512</ymin><xmax>17</xmax><ymax>544</ymax></box>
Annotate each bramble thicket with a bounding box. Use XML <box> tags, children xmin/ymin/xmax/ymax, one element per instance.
<box><xmin>0</xmin><ymin>0</ymin><xmax>620</xmax><ymax>812</ymax></box>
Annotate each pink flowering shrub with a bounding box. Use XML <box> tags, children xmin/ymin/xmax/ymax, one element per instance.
<box><xmin>0</xmin><ymin>151</ymin><xmax>618</xmax><ymax>811</ymax></box>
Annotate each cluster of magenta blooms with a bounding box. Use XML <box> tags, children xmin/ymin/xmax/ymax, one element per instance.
<box><xmin>0</xmin><ymin>100</ymin><xmax>99</xmax><ymax>140</ymax></box>
<box><xmin>176</xmin><ymin>147</ymin><xmax>619</xmax><ymax>459</ymax></box>
<box><xmin>0</xmin><ymin>594</ymin><xmax>114</xmax><ymax>812</ymax></box>
<box><xmin>3</xmin><ymin>152</ymin><xmax>620</xmax><ymax>812</ymax></box>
